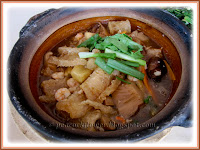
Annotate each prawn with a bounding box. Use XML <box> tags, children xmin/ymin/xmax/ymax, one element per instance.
<box><xmin>51</xmin><ymin>72</ymin><xmax>64</xmax><ymax>79</ymax></box>
<box><xmin>55</xmin><ymin>88</ymin><xmax>71</xmax><ymax>101</ymax></box>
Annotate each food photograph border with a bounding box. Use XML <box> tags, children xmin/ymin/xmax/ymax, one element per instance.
<box><xmin>1</xmin><ymin>1</ymin><xmax>199</xmax><ymax>149</ymax></box>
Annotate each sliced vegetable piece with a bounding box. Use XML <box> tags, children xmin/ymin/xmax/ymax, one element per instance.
<box><xmin>77</xmin><ymin>34</ymin><xmax>102</xmax><ymax>51</ymax></box>
<box><xmin>115</xmin><ymin>116</ymin><xmax>126</xmax><ymax>124</ymax></box>
<box><xmin>107</xmin><ymin>59</ymin><xmax>144</xmax><ymax>80</ymax></box>
<box><xmin>112</xmin><ymin>34</ymin><xmax>143</xmax><ymax>51</ymax></box>
<box><xmin>105</xmin><ymin>48</ymin><xmax>146</xmax><ymax>66</ymax></box>
<box><xmin>95</xmin><ymin>57</ymin><xmax>114</xmax><ymax>74</ymax></box>
<box><xmin>79</xmin><ymin>52</ymin><xmax>116</xmax><ymax>59</ymax></box>
<box><xmin>116</xmin><ymin>76</ymin><xmax>131</xmax><ymax>84</ymax></box>
<box><xmin>141</xmin><ymin>66</ymin><xmax>159</xmax><ymax>105</ymax></box>
<box><xmin>119</xmin><ymin>60</ymin><xmax>139</xmax><ymax>67</ymax></box>
<box><xmin>163</xmin><ymin>60</ymin><xmax>176</xmax><ymax>81</ymax></box>
<box><xmin>105</xmin><ymin>37</ymin><xmax>128</xmax><ymax>53</ymax></box>
<box><xmin>130</xmin><ymin>49</ymin><xmax>144</xmax><ymax>59</ymax></box>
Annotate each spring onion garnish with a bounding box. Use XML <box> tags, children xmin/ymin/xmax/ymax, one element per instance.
<box><xmin>107</xmin><ymin>59</ymin><xmax>144</xmax><ymax>80</ymax></box>
<box><xmin>111</xmin><ymin>34</ymin><xmax>143</xmax><ymax>51</ymax></box>
<box><xmin>119</xmin><ymin>60</ymin><xmax>140</xmax><ymax>67</ymax></box>
<box><xmin>116</xmin><ymin>76</ymin><xmax>131</xmax><ymax>84</ymax></box>
<box><xmin>77</xmin><ymin>34</ymin><xmax>102</xmax><ymax>51</ymax></box>
<box><xmin>144</xmin><ymin>96</ymin><xmax>152</xmax><ymax>104</ymax></box>
<box><xmin>105</xmin><ymin>48</ymin><xmax>146</xmax><ymax>66</ymax></box>
<box><xmin>78</xmin><ymin>52</ymin><xmax>116</xmax><ymax>59</ymax></box>
<box><xmin>95</xmin><ymin>57</ymin><xmax>114</xmax><ymax>74</ymax></box>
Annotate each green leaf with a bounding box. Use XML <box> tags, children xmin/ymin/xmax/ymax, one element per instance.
<box><xmin>77</xmin><ymin>34</ymin><xmax>102</xmax><ymax>51</ymax></box>
<box><xmin>78</xmin><ymin>52</ymin><xmax>116</xmax><ymax>59</ymax></box>
<box><xmin>105</xmin><ymin>48</ymin><xmax>146</xmax><ymax>66</ymax></box>
<box><xmin>183</xmin><ymin>16</ymin><xmax>192</xmax><ymax>24</ymax></box>
<box><xmin>144</xmin><ymin>96</ymin><xmax>152</xmax><ymax>104</ymax></box>
<box><xmin>107</xmin><ymin>59</ymin><xmax>145</xmax><ymax>80</ymax></box>
<box><xmin>95</xmin><ymin>57</ymin><xmax>114</xmax><ymax>74</ymax></box>
<box><xmin>116</xmin><ymin>76</ymin><xmax>131</xmax><ymax>84</ymax></box>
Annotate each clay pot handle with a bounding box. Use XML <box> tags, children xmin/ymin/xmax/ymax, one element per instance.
<box><xmin>20</xmin><ymin>8</ymin><xmax>56</xmax><ymax>37</ymax></box>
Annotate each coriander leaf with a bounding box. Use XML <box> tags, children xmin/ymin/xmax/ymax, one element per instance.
<box><xmin>144</xmin><ymin>96</ymin><xmax>152</xmax><ymax>104</ymax></box>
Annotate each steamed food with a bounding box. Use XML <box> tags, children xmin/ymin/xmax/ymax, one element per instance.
<box><xmin>39</xmin><ymin>20</ymin><xmax>174</xmax><ymax>131</ymax></box>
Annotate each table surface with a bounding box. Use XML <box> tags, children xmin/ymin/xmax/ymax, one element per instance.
<box><xmin>5</xmin><ymin>6</ymin><xmax>193</xmax><ymax>145</ymax></box>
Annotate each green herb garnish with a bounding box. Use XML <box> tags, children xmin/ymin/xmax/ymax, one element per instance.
<box><xmin>107</xmin><ymin>59</ymin><xmax>144</xmax><ymax>80</ymax></box>
<box><xmin>116</xmin><ymin>76</ymin><xmax>131</xmax><ymax>84</ymax></box>
<box><xmin>79</xmin><ymin>52</ymin><xmax>116</xmax><ymax>59</ymax></box>
<box><xmin>105</xmin><ymin>48</ymin><xmax>146</xmax><ymax>66</ymax></box>
<box><xmin>95</xmin><ymin>57</ymin><xmax>114</xmax><ymax>74</ymax></box>
<box><xmin>164</xmin><ymin>7</ymin><xmax>192</xmax><ymax>29</ymax></box>
<box><xmin>144</xmin><ymin>96</ymin><xmax>152</xmax><ymax>104</ymax></box>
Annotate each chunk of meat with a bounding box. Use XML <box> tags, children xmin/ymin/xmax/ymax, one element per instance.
<box><xmin>100</xmin><ymin>115</ymin><xmax>116</xmax><ymax>130</ymax></box>
<box><xmin>98</xmin><ymin>22</ymin><xmax>110</xmax><ymax>37</ymax></box>
<box><xmin>97</xmin><ymin>79</ymin><xmax>121</xmax><ymax>103</ymax></box>
<box><xmin>80</xmin><ymin>68</ymin><xmax>112</xmax><ymax>101</ymax></box>
<box><xmin>108</xmin><ymin>20</ymin><xmax>131</xmax><ymax>34</ymax></box>
<box><xmin>74</xmin><ymin>32</ymin><xmax>84</xmax><ymax>41</ymax></box>
<box><xmin>86</xmin><ymin>58</ymin><xmax>97</xmax><ymax>70</ymax></box>
<box><xmin>112</xmin><ymin>82</ymin><xmax>144</xmax><ymax>119</ymax></box>
<box><xmin>41</xmin><ymin>78</ymin><xmax>68</xmax><ymax>97</ymax></box>
<box><xmin>84</xmin><ymin>32</ymin><xmax>95</xmax><ymax>40</ymax></box>
<box><xmin>41</xmin><ymin>65</ymin><xmax>57</xmax><ymax>77</ymax></box>
<box><xmin>56</xmin><ymin>92</ymin><xmax>91</xmax><ymax>119</ymax></box>
<box><xmin>39</xmin><ymin>95</ymin><xmax>56</xmax><ymax>103</ymax></box>
<box><xmin>104</xmin><ymin>97</ymin><xmax>114</xmax><ymax>106</ymax></box>
<box><xmin>41</xmin><ymin>52</ymin><xmax>57</xmax><ymax>76</ymax></box>
<box><xmin>67</xmin><ymin>78</ymin><xmax>80</xmax><ymax>93</ymax></box>
<box><xmin>51</xmin><ymin>72</ymin><xmax>64</xmax><ymax>79</ymax></box>
<box><xmin>145</xmin><ymin>47</ymin><xmax>162</xmax><ymax>60</ymax></box>
<box><xmin>81</xmin><ymin>110</ymin><xmax>101</xmax><ymax>131</ymax></box>
<box><xmin>129</xmin><ymin>30</ymin><xmax>149</xmax><ymax>44</ymax></box>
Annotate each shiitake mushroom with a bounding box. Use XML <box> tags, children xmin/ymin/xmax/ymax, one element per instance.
<box><xmin>147</xmin><ymin>57</ymin><xmax>167</xmax><ymax>82</ymax></box>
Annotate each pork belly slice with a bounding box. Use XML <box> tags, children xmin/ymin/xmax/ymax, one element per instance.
<box><xmin>112</xmin><ymin>82</ymin><xmax>144</xmax><ymax>119</ymax></box>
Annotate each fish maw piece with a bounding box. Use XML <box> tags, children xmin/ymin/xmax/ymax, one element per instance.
<box><xmin>80</xmin><ymin>68</ymin><xmax>112</xmax><ymax>101</ymax></box>
<box><xmin>97</xmin><ymin>79</ymin><xmax>121</xmax><ymax>103</ymax></box>
<box><xmin>57</xmin><ymin>58</ymin><xmax>87</xmax><ymax>67</ymax></box>
<box><xmin>41</xmin><ymin>78</ymin><xmax>68</xmax><ymax>96</ymax></box>
<box><xmin>58</xmin><ymin>46</ymin><xmax>89</xmax><ymax>55</ymax></box>
<box><xmin>56</xmin><ymin>92</ymin><xmax>91</xmax><ymax>119</ymax></box>
<box><xmin>81</xmin><ymin>110</ymin><xmax>101</xmax><ymax>131</ymax></box>
<box><xmin>112</xmin><ymin>83</ymin><xmax>144</xmax><ymax>119</ymax></box>
<box><xmin>82</xmin><ymin>100</ymin><xmax>117</xmax><ymax>115</ymax></box>
<box><xmin>108</xmin><ymin>20</ymin><xmax>131</xmax><ymax>34</ymax></box>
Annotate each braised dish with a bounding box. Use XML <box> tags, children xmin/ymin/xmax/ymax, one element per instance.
<box><xmin>38</xmin><ymin>19</ymin><xmax>178</xmax><ymax>131</ymax></box>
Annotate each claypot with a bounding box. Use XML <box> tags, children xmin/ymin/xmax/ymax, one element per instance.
<box><xmin>8</xmin><ymin>8</ymin><xmax>192</xmax><ymax>142</ymax></box>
